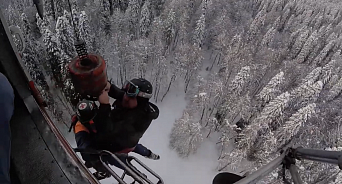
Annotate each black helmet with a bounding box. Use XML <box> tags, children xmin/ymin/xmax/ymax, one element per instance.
<box><xmin>76</xmin><ymin>99</ymin><xmax>98</xmax><ymax>123</ymax></box>
<box><xmin>123</xmin><ymin>78</ymin><xmax>152</xmax><ymax>99</ymax></box>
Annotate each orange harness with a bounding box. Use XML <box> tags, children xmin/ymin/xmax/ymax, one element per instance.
<box><xmin>74</xmin><ymin>120</ymin><xmax>97</xmax><ymax>134</ymax></box>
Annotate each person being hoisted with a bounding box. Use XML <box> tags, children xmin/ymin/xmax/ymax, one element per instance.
<box><xmin>72</xmin><ymin>78</ymin><xmax>160</xmax><ymax>179</ymax></box>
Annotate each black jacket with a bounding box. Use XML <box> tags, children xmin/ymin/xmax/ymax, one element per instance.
<box><xmin>93</xmin><ymin>84</ymin><xmax>159</xmax><ymax>152</ymax></box>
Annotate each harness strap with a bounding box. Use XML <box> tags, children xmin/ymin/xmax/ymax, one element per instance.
<box><xmin>69</xmin><ymin>116</ymin><xmax>97</xmax><ymax>134</ymax></box>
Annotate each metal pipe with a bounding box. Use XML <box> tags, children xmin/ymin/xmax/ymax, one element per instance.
<box><xmin>125</xmin><ymin>163</ymin><xmax>153</xmax><ymax>184</ymax></box>
<box><xmin>100</xmin><ymin>151</ymin><xmax>145</xmax><ymax>184</ymax></box>
<box><xmin>99</xmin><ymin>155</ymin><xmax>127</xmax><ymax>184</ymax></box>
<box><xmin>295</xmin><ymin>148</ymin><xmax>342</xmax><ymax>160</ymax></box>
<box><xmin>127</xmin><ymin>157</ymin><xmax>164</xmax><ymax>184</ymax></box>
<box><xmin>299</xmin><ymin>156</ymin><xmax>338</xmax><ymax>165</ymax></box>
<box><xmin>289</xmin><ymin>165</ymin><xmax>303</xmax><ymax>184</ymax></box>
<box><xmin>234</xmin><ymin>152</ymin><xmax>286</xmax><ymax>184</ymax></box>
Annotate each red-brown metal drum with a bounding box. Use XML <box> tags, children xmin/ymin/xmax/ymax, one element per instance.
<box><xmin>68</xmin><ymin>54</ymin><xmax>107</xmax><ymax>98</ymax></box>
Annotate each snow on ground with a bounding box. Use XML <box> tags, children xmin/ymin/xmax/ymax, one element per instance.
<box><xmin>67</xmin><ymin>86</ymin><xmax>218</xmax><ymax>184</ymax></box>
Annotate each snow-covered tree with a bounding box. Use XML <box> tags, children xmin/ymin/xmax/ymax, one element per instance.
<box><xmin>126</xmin><ymin>0</ymin><xmax>141</xmax><ymax>39</ymax></box>
<box><xmin>291</xmin><ymin>80</ymin><xmax>323</xmax><ymax>106</ymax></box>
<box><xmin>248</xmin><ymin>9</ymin><xmax>266</xmax><ymax>40</ymax></box>
<box><xmin>257</xmin><ymin>71</ymin><xmax>284</xmax><ymax>104</ymax></box>
<box><xmin>215</xmin><ymin>66</ymin><xmax>251</xmax><ymax>125</ymax></box>
<box><xmin>313</xmin><ymin>40</ymin><xmax>336</xmax><ymax>65</ymax></box>
<box><xmin>261</xmin><ymin>26</ymin><xmax>277</xmax><ymax>47</ymax></box>
<box><xmin>36</xmin><ymin>13</ymin><xmax>50</xmax><ymax>35</ymax></box>
<box><xmin>190</xmin><ymin>76</ymin><xmax>210</xmax><ymax>119</ymax></box>
<box><xmin>43</xmin><ymin>0</ymin><xmax>56</xmax><ymax>24</ymax></box>
<box><xmin>98</xmin><ymin>0</ymin><xmax>112</xmax><ymax>35</ymax></box>
<box><xmin>290</xmin><ymin>28</ymin><xmax>310</xmax><ymax>59</ymax></box>
<box><xmin>217</xmin><ymin>130</ymin><xmax>235</xmax><ymax>171</ymax></box>
<box><xmin>170</xmin><ymin>111</ymin><xmax>204</xmax><ymax>157</ymax></box>
<box><xmin>193</xmin><ymin>13</ymin><xmax>206</xmax><ymax>47</ymax></box>
<box><xmin>128</xmin><ymin>38</ymin><xmax>152</xmax><ymax>78</ymax></box>
<box><xmin>20</xmin><ymin>13</ymin><xmax>31</xmax><ymax>39</ymax></box>
<box><xmin>319</xmin><ymin>60</ymin><xmax>337</xmax><ymax>85</ymax></box>
<box><xmin>259</xmin><ymin>103</ymin><xmax>316</xmax><ymax>160</ymax></box>
<box><xmin>54</xmin><ymin>0</ymin><xmax>67</xmax><ymax>19</ymax></box>
<box><xmin>139</xmin><ymin>0</ymin><xmax>152</xmax><ymax>38</ymax></box>
<box><xmin>302</xmin><ymin>67</ymin><xmax>322</xmax><ymax>83</ymax></box>
<box><xmin>295</xmin><ymin>30</ymin><xmax>318</xmax><ymax>63</ymax></box>
<box><xmin>238</xmin><ymin>92</ymin><xmax>291</xmax><ymax>158</ymax></box>
<box><xmin>41</xmin><ymin>25</ymin><xmax>75</xmax><ymax>104</ymax></box>
<box><xmin>42</xmin><ymin>28</ymin><xmax>62</xmax><ymax>78</ymax></box>
<box><xmin>56</xmin><ymin>11</ymin><xmax>76</xmax><ymax>58</ymax></box>
<box><xmin>328</xmin><ymin>77</ymin><xmax>342</xmax><ymax>100</ymax></box>
<box><xmin>79</xmin><ymin>11</ymin><xmax>95</xmax><ymax>52</ymax></box>
<box><xmin>230</xmin><ymin>66</ymin><xmax>251</xmax><ymax>96</ymax></box>
<box><xmin>163</xmin><ymin>9</ymin><xmax>176</xmax><ymax>48</ymax></box>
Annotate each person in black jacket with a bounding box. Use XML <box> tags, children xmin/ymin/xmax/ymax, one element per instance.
<box><xmin>73</xmin><ymin>78</ymin><xmax>160</xmax><ymax>178</ymax></box>
<box><xmin>0</xmin><ymin>73</ymin><xmax>15</xmax><ymax>184</ymax></box>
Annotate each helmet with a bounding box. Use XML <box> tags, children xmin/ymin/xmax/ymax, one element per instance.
<box><xmin>76</xmin><ymin>99</ymin><xmax>98</xmax><ymax>123</ymax></box>
<box><xmin>123</xmin><ymin>78</ymin><xmax>152</xmax><ymax>99</ymax></box>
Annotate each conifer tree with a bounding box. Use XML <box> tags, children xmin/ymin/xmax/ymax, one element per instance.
<box><xmin>139</xmin><ymin>0</ymin><xmax>152</xmax><ymax>38</ymax></box>
<box><xmin>257</xmin><ymin>71</ymin><xmax>284</xmax><ymax>104</ymax></box>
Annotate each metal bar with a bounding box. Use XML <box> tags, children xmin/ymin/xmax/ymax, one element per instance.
<box><xmin>100</xmin><ymin>151</ymin><xmax>145</xmax><ymax>184</ymax></box>
<box><xmin>127</xmin><ymin>157</ymin><xmax>164</xmax><ymax>184</ymax></box>
<box><xmin>125</xmin><ymin>158</ymin><xmax>154</xmax><ymax>184</ymax></box>
<box><xmin>289</xmin><ymin>165</ymin><xmax>303</xmax><ymax>184</ymax></box>
<box><xmin>73</xmin><ymin>148</ymin><xmax>102</xmax><ymax>155</ymax></box>
<box><xmin>99</xmin><ymin>155</ymin><xmax>127</xmax><ymax>184</ymax></box>
<box><xmin>300</xmin><ymin>156</ymin><xmax>338</xmax><ymax>165</ymax></box>
<box><xmin>121</xmin><ymin>171</ymin><xmax>127</xmax><ymax>180</ymax></box>
<box><xmin>234</xmin><ymin>152</ymin><xmax>286</xmax><ymax>184</ymax></box>
<box><xmin>295</xmin><ymin>148</ymin><xmax>342</xmax><ymax>160</ymax></box>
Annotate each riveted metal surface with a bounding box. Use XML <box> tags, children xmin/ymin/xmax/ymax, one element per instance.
<box><xmin>11</xmin><ymin>96</ymin><xmax>70</xmax><ymax>184</ymax></box>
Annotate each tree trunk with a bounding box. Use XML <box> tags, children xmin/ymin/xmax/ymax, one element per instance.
<box><xmin>161</xmin><ymin>74</ymin><xmax>176</xmax><ymax>102</ymax></box>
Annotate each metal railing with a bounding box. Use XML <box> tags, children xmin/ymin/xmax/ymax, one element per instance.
<box><xmin>235</xmin><ymin>147</ymin><xmax>342</xmax><ymax>184</ymax></box>
<box><xmin>74</xmin><ymin>148</ymin><xmax>164</xmax><ymax>184</ymax></box>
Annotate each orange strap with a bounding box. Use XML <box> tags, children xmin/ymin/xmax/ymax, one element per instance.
<box><xmin>74</xmin><ymin>121</ymin><xmax>90</xmax><ymax>134</ymax></box>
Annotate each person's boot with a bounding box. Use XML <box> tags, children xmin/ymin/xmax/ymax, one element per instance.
<box><xmin>93</xmin><ymin>171</ymin><xmax>111</xmax><ymax>180</ymax></box>
<box><xmin>145</xmin><ymin>151</ymin><xmax>160</xmax><ymax>160</ymax></box>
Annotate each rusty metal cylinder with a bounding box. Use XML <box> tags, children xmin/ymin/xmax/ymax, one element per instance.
<box><xmin>68</xmin><ymin>54</ymin><xmax>107</xmax><ymax>98</ymax></box>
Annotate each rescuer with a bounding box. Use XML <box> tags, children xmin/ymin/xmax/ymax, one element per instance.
<box><xmin>72</xmin><ymin>78</ymin><xmax>160</xmax><ymax>179</ymax></box>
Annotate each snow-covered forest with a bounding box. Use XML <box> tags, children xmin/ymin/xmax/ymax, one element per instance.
<box><xmin>3</xmin><ymin>0</ymin><xmax>342</xmax><ymax>183</ymax></box>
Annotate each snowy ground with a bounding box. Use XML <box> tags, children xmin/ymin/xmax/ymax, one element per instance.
<box><xmin>67</xmin><ymin>86</ymin><xmax>219</xmax><ymax>184</ymax></box>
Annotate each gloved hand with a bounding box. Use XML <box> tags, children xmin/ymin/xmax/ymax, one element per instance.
<box><xmin>98</xmin><ymin>90</ymin><xmax>110</xmax><ymax>104</ymax></box>
<box><xmin>104</xmin><ymin>81</ymin><xmax>111</xmax><ymax>92</ymax></box>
